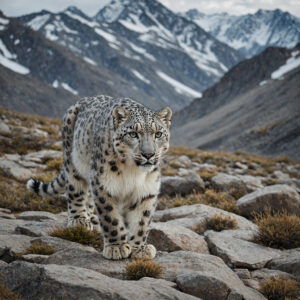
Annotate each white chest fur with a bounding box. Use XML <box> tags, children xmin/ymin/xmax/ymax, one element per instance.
<box><xmin>101</xmin><ymin>163</ymin><xmax>160</xmax><ymax>202</ymax></box>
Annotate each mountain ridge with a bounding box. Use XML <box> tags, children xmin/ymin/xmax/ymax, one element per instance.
<box><xmin>181</xmin><ymin>8</ymin><xmax>300</xmax><ymax>58</ymax></box>
<box><xmin>172</xmin><ymin>44</ymin><xmax>300</xmax><ymax>159</ymax></box>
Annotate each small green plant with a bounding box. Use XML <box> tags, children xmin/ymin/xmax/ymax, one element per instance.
<box><xmin>0</xmin><ymin>284</ymin><xmax>22</xmax><ymax>300</ymax></box>
<box><xmin>25</xmin><ymin>242</ymin><xmax>54</xmax><ymax>255</ymax></box>
<box><xmin>207</xmin><ymin>214</ymin><xmax>238</xmax><ymax>231</ymax></box>
<box><xmin>253</xmin><ymin>210</ymin><xmax>300</xmax><ymax>249</ymax></box>
<box><xmin>125</xmin><ymin>259</ymin><xmax>163</xmax><ymax>280</ymax></box>
<box><xmin>49</xmin><ymin>225</ymin><xmax>103</xmax><ymax>251</ymax></box>
<box><xmin>260</xmin><ymin>277</ymin><xmax>300</xmax><ymax>300</ymax></box>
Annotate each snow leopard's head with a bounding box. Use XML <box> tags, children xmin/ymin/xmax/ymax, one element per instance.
<box><xmin>112</xmin><ymin>105</ymin><xmax>172</xmax><ymax>171</ymax></box>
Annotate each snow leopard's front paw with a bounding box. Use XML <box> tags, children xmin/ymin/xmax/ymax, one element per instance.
<box><xmin>131</xmin><ymin>244</ymin><xmax>156</xmax><ymax>259</ymax></box>
<box><xmin>103</xmin><ymin>243</ymin><xmax>132</xmax><ymax>260</ymax></box>
<box><xmin>67</xmin><ymin>217</ymin><xmax>93</xmax><ymax>231</ymax></box>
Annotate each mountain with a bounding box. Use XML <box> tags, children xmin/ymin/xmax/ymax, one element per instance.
<box><xmin>172</xmin><ymin>44</ymin><xmax>300</xmax><ymax>159</ymax></box>
<box><xmin>0</xmin><ymin>11</ymin><xmax>164</xmax><ymax>117</ymax></box>
<box><xmin>17</xmin><ymin>0</ymin><xmax>243</xmax><ymax>111</ymax></box>
<box><xmin>181</xmin><ymin>9</ymin><xmax>300</xmax><ymax>58</ymax></box>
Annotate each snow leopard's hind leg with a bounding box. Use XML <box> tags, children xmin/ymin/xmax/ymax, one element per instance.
<box><xmin>62</xmin><ymin>103</ymin><xmax>94</xmax><ymax>231</ymax></box>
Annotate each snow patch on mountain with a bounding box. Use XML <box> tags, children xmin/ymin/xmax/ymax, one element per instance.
<box><xmin>64</xmin><ymin>11</ymin><xmax>98</xmax><ymax>28</ymax></box>
<box><xmin>61</xmin><ymin>82</ymin><xmax>78</xmax><ymax>95</ymax></box>
<box><xmin>0</xmin><ymin>39</ymin><xmax>29</xmax><ymax>74</ymax></box>
<box><xmin>0</xmin><ymin>17</ymin><xmax>9</xmax><ymax>25</ymax></box>
<box><xmin>119</xmin><ymin>14</ymin><xmax>149</xmax><ymax>33</ymax></box>
<box><xmin>128</xmin><ymin>42</ymin><xmax>156</xmax><ymax>61</ymax></box>
<box><xmin>83</xmin><ymin>56</ymin><xmax>97</xmax><ymax>66</ymax></box>
<box><xmin>94</xmin><ymin>28</ymin><xmax>119</xmax><ymax>44</ymax></box>
<box><xmin>271</xmin><ymin>51</ymin><xmax>300</xmax><ymax>79</ymax></box>
<box><xmin>157</xmin><ymin>71</ymin><xmax>202</xmax><ymax>98</ymax></box>
<box><xmin>132</xmin><ymin>70</ymin><xmax>150</xmax><ymax>84</ymax></box>
<box><xmin>27</xmin><ymin>14</ymin><xmax>50</xmax><ymax>31</ymax></box>
<box><xmin>44</xmin><ymin>24</ymin><xmax>58</xmax><ymax>41</ymax></box>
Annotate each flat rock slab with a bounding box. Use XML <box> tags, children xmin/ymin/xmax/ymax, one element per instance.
<box><xmin>31</xmin><ymin>236</ymin><xmax>86</xmax><ymax>252</ymax></box>
<box><xmin>17</xmin><ymin>211</ymin><xmax>59</xmax><ymax>221</ymax></box>
<box><xmin>0</xmin><ymin>234</ymin><xmax>34</xmax><ymax>262</ymax></box>
<box><xmin>0</xmin><ymin>211</ymin><xmax>16</xmax><ymax>219</ymax></box>
<box><xmin>0</xmin><ymin>158</ymin><xmax>32</xmax><ymax>179</ymax></box>
<box><xmin>15</xmin><ymin>220</ymin><xmax>64</xmax><ymax>237</ymax></box>
<box><xmin>0</xmin><ymin>219</ymin><xmax>25</xmax><ymax>235</ymax></box>
<box><xmin>45</xmin><ymin>246</ymin><xmax>126</xmax><ymax>279</ymax></box>
<box><xmin>205</xmin><ymin>230</ymin><xmax>282</xmax><ymax>269</ymax></box>
<box><xmin>148</xmin><ymin>222</ymin><xmax>209</xmax><ymax>253</ymax></box>
<box><xmin>236</xmin><ymin>184</ymin><xmax>300</xmax><ymax>217</ymax></box>
<box><xmin>0</xmin><ymin>261</ymin><xmax>198</xmax><ymax>300</ymax></box>
<box><xmin>266</xmin><ymin>248</ymin><xmax>300</xmax><ymax>278</ymax></box>
<box><xmin>23</xmin><ymin>150</ymin><xmax>61</xmax><ymax>163</ymax></box>
<box><xmin>21</xmin><ymin>254</ymin><xmax>49</xmax><ymax>264</ymax></box>
<box><xmin>154</xmin><ymin>204</ymin><xmax>257</xmax><ymax>234</ymax></box>
<box><xmin>154</xmin><ymin>251</ymin><xmax>265</xmax><ymax>300</ymax></box>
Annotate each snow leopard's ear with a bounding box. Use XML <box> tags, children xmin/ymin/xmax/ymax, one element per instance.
<box><xmin>157</xmin><ymin>107</ymin><xmax>172</xmax><ymax>128</ymax></box>
<box><xmin>112</xmin><ymin>106</ymin><xmax>129</xmax><ymax>129</ymax></box>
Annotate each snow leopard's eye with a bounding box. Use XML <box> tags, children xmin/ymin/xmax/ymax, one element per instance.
<box><xmin>155</xmin><ymin>132</ymin><xmax>162</xmax><ymax>138</ymax></box>
<box><xmin>129</xmin><ymin>132</ymin><xmax>138</xmax><ymax>138</ymax></box>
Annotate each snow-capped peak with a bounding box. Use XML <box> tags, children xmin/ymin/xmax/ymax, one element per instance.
<box><xmin>94</xmin><ymin>0</ymin><xmax>132</xmax><ymax>22</ymax></box>
<box><xmin>182</xmin><ymin>8</ymin><xmax>300</xmax><ymax>58</ymax></box>
<box><xmin>63</xmin><ymin>6</ymin><xmax>87</xmax><ymax>18</ymax></box>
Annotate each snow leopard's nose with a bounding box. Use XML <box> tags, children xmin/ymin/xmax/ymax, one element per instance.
<box><xmin>142</xmin><ymin>152</ymin><xmax>155</xmax><ymax>159</ymax></box>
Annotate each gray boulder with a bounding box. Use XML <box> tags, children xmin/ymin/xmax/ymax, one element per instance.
<box><xmin>148</xmin><ymin>222</ymin><xmax>209</xmax><ymax>253</ymax></box>
<box><xmin>205</xmin><ymin>230</ymin><xmax>281</xmax><ymax>269</ymax></box>
<box><xmin>160</xmin><ymin>171</ymin><xmax>205</xmax><ymax>196</ymax></box>
<box><xmin>211</xmin><ymin>173</ymin><xmax>248</xmax><ymax>193</ymax></box>
<box><xmin>0</xmin><ymin>234</ymin><xmax>34</xmax><ymax>262</ymax></box>
<box><xmin>0</xmin><ymin>261</ymin><xmax>198</xmax><ymax>300</ymax></box>
<box><xmin>266</xmin><ymin>248</ymin><xmax>300</xmax><ymax>278</ymax></box>
<box><xmin>154</xmin><ymin>251</ymin><xmax>266</xmax><ymax>299</ymax></box>
<box><xmin>236</xmin><ymin>184</ymin><xmax>300</xmax><ymax>217</ymax></box>
<box><xmin>0</xmin><ymin>120</ymin><xmax>10</xmax><ymax>135</ymax></box>
<box><xmin>154</xmin><ymin>204</ymin><xmax>257</xmax><ymax>234</ymax></box>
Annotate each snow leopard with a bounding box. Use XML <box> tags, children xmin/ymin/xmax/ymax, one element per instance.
<box><xmin>27</xmin><ymin>95</ymin><xmax>172</xmax><ymax>260</ymax></box>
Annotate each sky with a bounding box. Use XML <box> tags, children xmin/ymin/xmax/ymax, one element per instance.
<box><xmin>1</xmin><ymin>0</ymin><xmax>300</xmax><ymax>18</ymax></box>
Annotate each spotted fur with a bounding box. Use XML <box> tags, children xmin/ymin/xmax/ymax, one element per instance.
<box><xmin>27</xmin><ymin>95</ymin><xmax>172</xmax><ymax>260</ymax></box>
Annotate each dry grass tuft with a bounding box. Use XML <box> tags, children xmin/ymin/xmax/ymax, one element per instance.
<box><xmin>201</xmin><ymin>190</ymin><xmax>240</xmax><ymax>214</ymax></box>
<box><xmin>45</xmin><ymin>157</ymin><xmax>62</xmax><ymax>172</ymax></box>
<box><xmin>25</xmin><ymin>242</ymin><xmax>54</xmax><ymax>255</ymax></box>
<box><xmin>0</xmin><ymin>181</ymin><xmax>66</xmax><ymax>213</ymax></box>
<box><xmin>260</xmin><ymin>277</ymin><xmax>300</xmax><ymax>300</ymax></box>
<box><xmin>0</xmin><ymin>285</ymin><xmax>23</xmax><ymax>300</ymax></box>
<box><xmin>49</xmin><ymin>225</ymin><xmax>103</xmax><ymax>251</ymax></box>
<box><xmin>159</xmin><ymin>189</ymin><xmax>240</xmax><ymax>214</ymax></box>
<box><xmin>253</xmin><ymin>210</ymin><xmax>300</xmax><ymax>249</ymax></box>
<box><xmin>125</xmin><ymin>259</ymin><xmax>163</xmax><ymax>280</ymax></box>
<box><xmin>197</xmin><ymin>170</ymin><xmax>217</xmax><ymax>181</ymax></box>
<box><xmin>161</xmin><ymin>168</ymin><xmax>178</xmax><ymax>176</ymax></box>
<box><xmin>207</xmin><ymin>214</ymin><xmax>238</xmax><ymax>231</ymax></box>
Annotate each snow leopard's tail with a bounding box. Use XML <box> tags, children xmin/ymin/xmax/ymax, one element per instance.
<box><xmin>27</xmin><ymin>101</ymin><xmax>82</xmax><ymax>198</ymax></box>
<box><xmin>27</xmin><ymin>171</ymin><xmax>66</xmax><ymax>198</ymax></box>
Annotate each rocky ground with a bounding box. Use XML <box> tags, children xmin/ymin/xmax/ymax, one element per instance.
<box><xmin>0</xmin><ymin>107</ymin><xmax>300</xmax><ymax>299</ymax></box>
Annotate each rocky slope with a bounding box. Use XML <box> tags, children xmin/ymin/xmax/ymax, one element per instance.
<box><xmin>0</xmin><ymin>108</ymin><xmax>300</xmax><ymax>299</ymax></box>
<box><xmin>181</xmin><ymin>9</ymin><xmax>300</xmax><ymax>58</ymax></box>
<box><xmin>172</xmin><ymin>44</ymin><xmax>300</xmax><ymax>159</ymax></box>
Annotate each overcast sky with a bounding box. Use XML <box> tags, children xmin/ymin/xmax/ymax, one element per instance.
<box><xmin>1</xmin><ymin>0</ymin><xmax>300</xmax><ymax>18</ymax></box>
